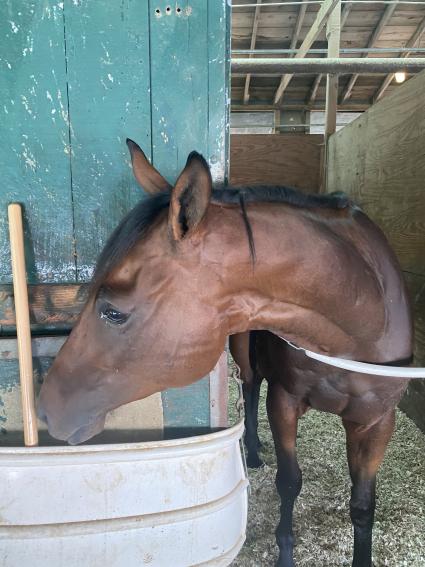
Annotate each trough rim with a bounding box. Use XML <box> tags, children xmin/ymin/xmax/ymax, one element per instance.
<box><xmin>0</xmin><ymin>419</ymin><xmax>245</xmax><ymax>457</ymax></box>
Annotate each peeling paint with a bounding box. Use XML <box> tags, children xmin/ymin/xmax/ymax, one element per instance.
<box><xmin>9</xmin><ymin>21</ymin><xmax>19</xmax><ymax>34</ymax></box>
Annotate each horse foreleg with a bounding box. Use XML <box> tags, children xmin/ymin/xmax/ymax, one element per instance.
<box><xmin>343</xmin><ymin>410</ymin><xmax>396</xmax><ymax>567</ymax></box>
<box><xmin>267</xmin><ymin>382</ymin><xmax>302</xmax><ymax>567</ymax></box>
<box><xmin>229</xmin><ymin>333</ymin><xmax>263</xmax><ymax>468</ymax></box>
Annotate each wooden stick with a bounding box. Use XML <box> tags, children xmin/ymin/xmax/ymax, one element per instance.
<box><xmin>8</xmin><ymin>203</ymin><xmax>39</xmax><ymax>447</ymax></box>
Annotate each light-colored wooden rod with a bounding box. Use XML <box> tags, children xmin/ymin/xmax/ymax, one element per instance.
<box><xmin>8</xmin><ymin>203</ymin><xmax>39</xmax><ymax>447</ymax></box>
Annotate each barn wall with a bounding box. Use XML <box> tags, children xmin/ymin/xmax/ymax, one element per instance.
<box><xmin>326</xmin><ymin>70</ymin><xmax>425</xmax><ymax>430</ymax></box>
<box><xmin>230</xmin><ymin>134</ymin><xmax>323</xmax><ymax>192</ymax></box>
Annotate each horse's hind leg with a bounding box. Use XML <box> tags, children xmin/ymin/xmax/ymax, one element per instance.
<box><xmin>267</xmin><ymin>381</ymin><xmax>302</xmax><ymax>567</ymax></box>
<box><xmin>343</xmin><ymin>410</ymin><xmax>396</xmax><ymax>567</ymax></box>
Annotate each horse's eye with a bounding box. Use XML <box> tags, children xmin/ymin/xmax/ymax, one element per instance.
<box><xmin>99</xmin><ymin>304</ymin><xmax>130</xmax><ymax>325</ymax></box>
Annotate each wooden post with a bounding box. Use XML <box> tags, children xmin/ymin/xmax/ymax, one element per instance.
<box><xmin>308</xmin><ymin>2</ymin><xmax>351</xmax><ymax>108</ymax></box>
<box><xmin>273</xmin><ymin>0</ymin><xmax>340</xmax><ymax>104</ymax></box>
<box><xmin>322</xmin><ymin>1</ymin><xmax>341</xmax><ymax>192</ymax></box>
<box><xmin>8</xmin><ymin>204</ymin><xmax>39</xmax><ymax>447</ymax></box>
<box><xmin>243</xmin><ymin>0</ymin><xmax>262</xmax><ymax>104</ymax></box>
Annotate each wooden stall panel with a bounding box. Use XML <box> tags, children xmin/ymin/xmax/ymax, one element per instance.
<box><xmin>0</xmin><ymin>1</ymin><xmax>75</xmax><ymax>284</ymax></box>
<box><xmin>327</xmin><ymin>71</ymin><xmax>425</xmax><ymax>275</ymax></box>
<box><xmin>399</xmin><ymin>272</ymin><xmax>425</xmax><ymax>430</ymax></box>
<box><xmin>63</xmin><ymin>0</ymin><xmax>152</xmax><ymax>281</ymax></box>
<box><xmin>230</xmin><ymin>134</ymin><xmax>323</xmax><ymax>192</ymax></box>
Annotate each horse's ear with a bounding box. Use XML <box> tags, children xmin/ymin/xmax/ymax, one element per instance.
<box><xmin>126</xmin><ymin>138</ymin><xmax>171</xmax><ymax>194</ymax></box>
<box><xmin>169</xmin><ymin>151</ymin><xmax>212</xmax><ymax>241</ymax></box>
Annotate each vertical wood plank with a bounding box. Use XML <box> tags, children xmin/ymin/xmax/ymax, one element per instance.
<box><xmin>63</xmin><ymin>0</ymin><xmax>152</xmax><ymax>281</ymax></box>
<box><xmin>149</xmin><ymin>1</ymin><xmax>229</xmax><ymax>428</ymax></box>
<box><xmin>149</xmin><ymin>1</ymin><xmax>209</xmax><ymax>182</ymax></box>
<box><xmin>208</xmin><ymin>0</ymin><xmax>230</xmax><ymax>183</ymax></box>
<box><xmin>0</xmin><ymin>0</ymin><xmax>75</xmax><ymax>284</ymax></box>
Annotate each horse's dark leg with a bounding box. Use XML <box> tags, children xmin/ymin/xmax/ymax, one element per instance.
<box><xmin>343</xmin><ymin>410</ymin><xmax>396</xmax><ymax>567</ymax></box>
<box><xmin>251</xmin><ymin>372</ymin><xmax>262</xmax><ymax>449</ymax></box>
<box><xmin>243</xmin><ymin>374</ymin><xmax>263</xmax><ymax>468</ymax></box>
<box><xmin>267</xmin><ymin>381</ymin><xmax>301</xmax><ymax>567</ymax></box>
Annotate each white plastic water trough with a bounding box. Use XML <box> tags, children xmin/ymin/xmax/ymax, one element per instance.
<box><xmin>0</xmin><ymin>420</ymin><xmax>248</xmax><ymax>567</ymax></box>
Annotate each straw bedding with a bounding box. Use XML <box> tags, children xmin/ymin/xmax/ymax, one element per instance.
<box><xmin>229</xmin><ymin>374</ymin><xmax>425</xmax><ymax>567</ymax></box>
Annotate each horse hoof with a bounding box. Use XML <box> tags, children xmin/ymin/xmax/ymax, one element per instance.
<box><xmin>247</xmin><ymin>454</ymin><xmax>264</xmax><ymax>468</ymax></box>
<box><xmin>275</xmin><ymin>554</ymin><xmax>295</xmax><ymax>567</ymax></box>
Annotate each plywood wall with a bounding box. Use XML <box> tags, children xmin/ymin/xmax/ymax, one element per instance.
<box><xmin>327</xmin><ymin>71</ymin><xmax>425</xmax><ymax>430</ymax></box>
<box><xmin>230</xmin><ymin>134</ymin><xmax>323</xmax><ymax>192</ymax></box>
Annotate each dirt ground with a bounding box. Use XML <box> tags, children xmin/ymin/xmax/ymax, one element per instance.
<box><xmin>228</xmin><ymin>377</ymin><xmax>425</xmax><ymax>567</ymax></box>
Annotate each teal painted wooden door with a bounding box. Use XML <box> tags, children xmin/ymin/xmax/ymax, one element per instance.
<box><xmin>0</xmin><ymin>0</ymin><xmax>229</xmax><ymax>435</ymax></box>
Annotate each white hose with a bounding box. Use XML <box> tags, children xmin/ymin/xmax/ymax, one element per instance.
<box><xmin>277</xmin><ymin>335</ymin><xmax>425</xmax><ymax>379</ymax></box>
<box><xmin>305</xmin><ymin>350</ymin><xmax>425</xmax><ymax>379</ymax></box>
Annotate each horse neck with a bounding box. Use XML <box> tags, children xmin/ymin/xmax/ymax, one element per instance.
<box><xmin>206</xmin><ymin>203</ymin><xmax>412</xmax><ymax>361</ymax></box>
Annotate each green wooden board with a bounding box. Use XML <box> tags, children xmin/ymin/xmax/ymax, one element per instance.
<box><xmin>162</xmin><ymin>377</ymin><xmax>210</xmax><ymax>431</ymax></box>
<box><xmin>149</xmin><ymin>1</ymin><xmax>209</xmax><ymax>182</ymax></box>
<box><xmin>207</xmin><ymin>0</ymin><xmax>231</xmax><ymax>183</ymax></box>
<box><xmin>0</xmin><ymin>1</ymin><xmax>76</xmax><ymax>284</ymax></box>
<box><xmin>63</xmin><ymin>0</ymin><xmax>152</xmax><ymax>280</ymax></box>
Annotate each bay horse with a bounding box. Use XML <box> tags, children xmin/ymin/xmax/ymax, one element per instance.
<box><xmin>38</xmin><ymin>139</ymin><xmax>413</xmax><ymax>567</ymax></box>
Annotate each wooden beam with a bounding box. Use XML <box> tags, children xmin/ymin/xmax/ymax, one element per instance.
<box><xmin>273</xmin><ymin>0</ymin><xmax>340</xmax><ymax>105</ymax></box>
<box><xmin>232</xmin><ymin>58</ymin><xmax>425</xmax><ymax>75</ymax></box>
<box><xmin>0</xmin><ymin>283</ymin><xmax>88</xmax><ymax>329</ymax></box>
<box><xmin>308</xmin><ymin>74</ymin><xmax>323</xmax><ymax>106</ymax></box>
<box><xmin>373</xmin><ymin>16</ymin><xmax>425</xmax><ymax>104</ymax></box>
<box><xmin>307</xmin><ymin>2</ymin><xmax>352</xmax><ymax>106</ymax></box>
<box><xmin>243</xmin><ymin>0</ymin><xmax>262</xmax><ymax>104</ymax></box>
<box><xmin>270</xmin><ymin>0</ymin><xmax>307</xmax><ymax>106</ymax></box>
<box><xmin>324</xmin><ymin>2</ymin><xmax>341</xmax><ymax>139</ymax></box>
<box><xmin>340</xmin><ymin>4</ymin><xmax>397</xmax><ymax>104</ymax></box>
<box><xmin>291</xmin><ymin>1</ymin><xmax>308</xmax><ymax>53</ymax></box>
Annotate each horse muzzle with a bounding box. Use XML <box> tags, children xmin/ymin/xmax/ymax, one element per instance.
<box><xmin>37</xmin><ymin>396</ymin><xmax>106</xmax><ymax>445</ymax></box>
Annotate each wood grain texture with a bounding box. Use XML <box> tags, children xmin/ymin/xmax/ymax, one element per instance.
<box><xmin>230</xmin><ymin>134</ymin><xmax>323</xmax><ymax>191</ymax></box>
<box><xmin>8</xmin><ymin>204</ymin><xmax>38</xmax><ymax>445</ymax></box>
<box><xmin>0</xmin><ymin>284</ymin><xmax>87</xmax><ymax>327</ymax></box>
<box><xmin>327</xmin><ymin>70</ymin><xmax>425</xmax><ymax>275</ymax></box>
<box><xmin>63</xmin><ymin>0</ymin><xmax>152</xmax><ymax>281</ymax></box>
<box><xmin>0</xmin><ymin>1</ymin><xmax>75</xmax><ymax>284</ymax></box>
<box><xmin>399</xmin><ymin>272</ymin><xmax>425</xmax><ymax>430</ymax></box>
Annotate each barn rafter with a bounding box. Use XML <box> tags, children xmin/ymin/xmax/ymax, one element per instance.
<box><xmin>231</xmin><ymin>0</ymin><xmax>425</xmax><ymax>111</ymax></box>
<box><xmin>373</xmin><ymin>14</ymin><xmax>425</xmax><ymax>102</ymax></box>
<box><xmin>243</xmin><ymin>0</ymin><xmax>262</xmax><ymax>103</ymax></box>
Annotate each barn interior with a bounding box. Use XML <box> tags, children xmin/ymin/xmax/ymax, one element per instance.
<box><xmin>0</xmin><ymin>1</ymin><xmax>424</xmax><ymax>565</ymax></box>
<box><xmin>229</xmin><ymin>2</ymin><xmax>425</xmax><ymax>564</ymax></box>
<box><xmin>230</xmin><ymin>0</ymin><xmax>425</xmax><ymax>429</ymax></box>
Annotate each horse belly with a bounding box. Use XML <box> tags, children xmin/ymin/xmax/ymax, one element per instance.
<box><xmin>279</xmin><ymin>354</ymin><xmax>407</xmax><ymax>425</ymax></box>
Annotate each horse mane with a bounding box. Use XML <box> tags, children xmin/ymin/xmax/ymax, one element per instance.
<box><xmin>92</xmin><ymin>185</ymin><xmax>351</xmax><ymax>290</ymax></box>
